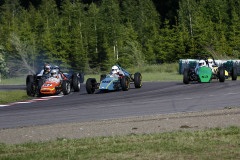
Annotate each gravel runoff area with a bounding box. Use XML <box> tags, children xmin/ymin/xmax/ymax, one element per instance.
<box><xmin>1</xmin><ymin>107</ymin><xmax>240</xmax><ymax>144</ymax></box>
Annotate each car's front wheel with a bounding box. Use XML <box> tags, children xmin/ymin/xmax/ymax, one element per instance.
<box><xmin>26</xmin><ymin>81</ymin><xmax>35</xmax><ymax>97</ymax></box>
<box><xmin>26</xmin><ymin>75</ymin><xmax>35</xmax><ymax>96</ymax></box>
<box><xmin>121</xmin><ymin>76</ymin><xmax>130</xmax><ymax>91</ymax></box>
<box><xmin>62</xmin><ymin>80</ymin><xmax>71</xmax><ymax>95</ymax></box>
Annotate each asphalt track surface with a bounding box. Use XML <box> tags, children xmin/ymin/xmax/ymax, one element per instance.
<box><xmin>1</xmin><ymin>80</ymin><xmax>240</xmax><ymax>129</ymax></box>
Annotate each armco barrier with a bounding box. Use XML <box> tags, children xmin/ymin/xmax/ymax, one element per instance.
<box><xmin>179</xmin><ymin>59</ymin><xmax>240</xmax><ymax>75</ymax></box>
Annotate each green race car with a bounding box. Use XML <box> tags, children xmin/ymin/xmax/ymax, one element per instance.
<box><xmin>183</xmin><ymin>56</ymin><xmax>237</xmax><ymax>84</ymax></box>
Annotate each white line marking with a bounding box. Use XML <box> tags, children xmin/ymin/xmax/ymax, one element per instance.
<box><xmin>49</xmin><ymin>96</ymin><xmax>63</xmax><ymax>98</ymax></box>
<box><xmin>38</xmin><ymin>97</ymin><xmax>53</xmax><ymax>99</ymax></box>
<box><xmin>0</xmin><ymin>105</ymin><xmax>9</xmax><ymax>107</ymax></box>
<box><xmin>0</xmin><ymin>94</ymin><xmax>64</xmax><ymax>107</ymax></box>
<box><xmin>33</xmin><ymin>99</ymin><xmax>50</xmax><ymax>101</ymax></box>
<box><xmin>16</xmin><ymin>102</ymin><xmax>32</xmax><ymax>104</ymax></box>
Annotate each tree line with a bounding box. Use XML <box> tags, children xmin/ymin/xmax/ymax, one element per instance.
<box><xmin>0</xmin><ymin>0</ymin><xmax>240</xmax><ymax>76</ymax></box>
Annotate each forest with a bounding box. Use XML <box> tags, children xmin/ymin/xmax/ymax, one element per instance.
<box><xmin>0</xmin><ymin>0</ymin><xmax>240</xmax><ymax>76</ymax></box>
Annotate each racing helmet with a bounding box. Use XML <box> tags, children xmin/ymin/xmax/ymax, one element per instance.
<box><xmin>53</xmin><ymin>65</ymin><xmax>60</xmax><ymax>71</ymax></box>
<box><xmin>50</xmin><ymin>69</ymin><xmax>58</xmax><ymax>78</ymax></box>
<box><xmin>199</xmin><ymin>60</ymin><xmax>206</xmax><ymax>67</ymax></box>
<box><xmin>111</xmin><ymin>65</ymin><xmax>119</xmax><ymax>75</ymax></box>
<box><xmin>44</xmin><ymin>64</ymin><xmax>51</xmax><ymax>73</ymax></box>
<box><xmin>208</xmin><ymin>59</ymin><xmax>213</xmax><ymax>65</ymax></box>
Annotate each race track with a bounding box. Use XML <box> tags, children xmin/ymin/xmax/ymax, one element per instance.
<box><xmin>1</xmin><ymin>80</ymin><xmax>240</xmax><ymax>129</ymax></box>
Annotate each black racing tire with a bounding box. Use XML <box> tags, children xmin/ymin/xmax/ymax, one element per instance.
<box><xmin>232</xmin><ymin>67</ymin><xmax>237</xmax><ymax>81</ymax></box>
<box><xmin>183</xmin><ymin>68</ymin><xmax>190</xmax><ymax>84</ymax></box>
<box><xmin>26</xmin><ymin>75</ymin><xmax>37</xmax><ymax>96</ymax></box>
<box><xmin>37</xmin><ymin>78</ymin><xmax>44</xmax><ymax>96</ymax></box>
<box><xmin>26</xmin><ymin>81</ymin><xmax>35</xmax><ymax>97</ymax></box>
<box><xmin>78</xmin><ymin>72</ymin><xmax>84</xmax><ymax>83</ymax></box>
<box><xmin>121</xmin><ymin>76</ymin><xmax>130</xmax><ymax>91</ymax></box>
<box><xmin>72</xmin><ymin>73</ymin><xmax>80</xmax><ymax>92</ymax></box>
<box><xmin>26</xmin><ymin>75</ymin><xmax>34</xmax><ymax>86</ymax></box>
<box><xmin>134</xmin><ymin>72</ymin><xmax>142</xmax><ymax>88</ymax></box>
<box><xmin>100</xmin><ymin>74</ymin><xmax>106</xmax><ymax>82</ymax></box>
<box><xmin>219</xmin><ymin>67</ymin><xmax>225</xmax><ymax>82</ymax></box>
<box><xmin>86</xmin><ymin>78</ymin><xmax>96</xmax><ymax>94</ymax></box>
<box><xmin>62</xmin><ymin>80</ymin><xmax>71</xmax><ymax>95</ymax></box>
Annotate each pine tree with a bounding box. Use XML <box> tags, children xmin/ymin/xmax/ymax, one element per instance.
<box><xmin>98</xmin><ymin>0</ymin><xmax>123</xmax><ymax>70</ymax></box>
<box><xmin>229</xmin><ymin>3</ymin><xmax>240</xmax><ymax>58</ymax></box>
<box><xmin>86</xmin><ymin>2</ymin><xmax>100</xmax><ymax>69</ymax></box>
<box><xmin>39</xmin><ymin>0</ymin><xmax>59</xmax><ymax>63</ymax></box>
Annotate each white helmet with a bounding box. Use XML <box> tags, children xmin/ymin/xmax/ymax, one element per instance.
<box><xmin>111</xmin><ymin>66</ymin><xmax>119</xmax><ymax>74</ymax></box>
<box><xmin>50</xmin><ymin>69</ymin><xmax>58</xmax><ymax>78</ymax></box>
<box><xmin>199</xmin><ymin>60</ymin><xmax>206</xmax><ymax>67</ymax></box>
<box><xmin>208</xmin><ymin>59</ymin><xmax>213</xmax><ymax>65</ymax></box>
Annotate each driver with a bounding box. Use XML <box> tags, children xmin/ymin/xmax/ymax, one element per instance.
<box><xmin>50</xmin><ymin>69</ymin><xmax>62</xmax><ymax>80</ymax></box>
<box><xmin>110</xmin><ymin>65</ymin><xmax>124</xmax><ymax>77</ymax></box>
<box><xmin>43</xmin><ymin>64</ymin><xmax>51</xmax><ymax>75</ymax></box>
<box><xmin>37</xmin><ymin>64</ymin><xmax>51</xmax><ymax>77</ymax></box>
<box><xmin>195</xmin><ymin>60</ymin><xmax>207</xmax><ymax>74</ymax></box>
<box><xmin>208</xmin><ymin>59</ymin><xmax>214</xmax><ymax>71</ymax></box>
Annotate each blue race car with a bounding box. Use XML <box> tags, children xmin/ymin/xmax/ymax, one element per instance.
<box><xmin>86</xmin><ymin>65</ymin><xmax>142</xmax><ymax>94</ymax></box>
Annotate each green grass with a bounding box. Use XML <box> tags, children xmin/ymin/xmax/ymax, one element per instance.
<box><xmin>126</xmin><ymin>63</ymin><xmax>179</xmax><ymax>73</ymax></box>
<box><xmin>0</xmin><ymin>90</ymin><xmax>31</xmax><ymax>104</ymax></box>
<box><xmin>0</xmin><ymin>77</ymin><xmax>26</xmax><ymax>85</ymax></box>
<box><xmin>0</xmin><ymin>126</ymin><xmax>240</xmax><ymax>159</ymax></box>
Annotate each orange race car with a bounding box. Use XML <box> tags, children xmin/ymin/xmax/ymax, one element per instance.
<box><xmin>38</xmin><ymin>69</ymin><xmax>81</xmax><ymax>95</ymax></box>
<box><xmin>26</xmin><ymin>67</ymin><xmax>84</xmax><ymax>96</ymax></box>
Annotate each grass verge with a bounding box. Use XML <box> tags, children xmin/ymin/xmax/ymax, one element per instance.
<box><xmin>0</xmin><ymin>77</ymin><xmax>25</xmax><ymax>85</ymax></box>
<box><xmin>0</xmin><ymin>126</ymin><xmax>239</xmax><ymax>159</ymax></box>
<box><xmin>0</xmin><ymin>90</ymin><xmax>31</xmax><ymax>104</ymax></box>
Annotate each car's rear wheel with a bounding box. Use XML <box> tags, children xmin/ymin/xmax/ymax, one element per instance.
<box><xmin>62</xmin><ymin>80</ymin><xmax>71</xmax><ymax>95</ymax></box>
<box><xmin>183</xmin><ymin>68</ymin><xmax>190</xmax><ymax>84</ymax></box>
<box><xmin>134</xmin><ymin>72</ymin><xmax>142</xmax><ymax>88</ymax></box>
<box><xmin>86</xmin><ymin>78</ymin><xmax>97</xmax><ymax>94</ymax></box>
<box><xmin>121</xmin><ymin>76</ymin><xmax>130</xmax><ymax>91</ymax></box>
<box><xmin>78</xmin><ymin>72</ymin><xmax>84</xmax><ymax>83</ymax></box>
<box><xmin>72</xmin><ymin>73</ymin><xmax>80</xmax><ymax>92</ymax></box>
<box><xmin>219</xmin><ymin>67</ymin><xmax>225</xmax><ymax>82</ymax></box>
<box><xmin>232</xmin><ymin>67</ymin><xmax>237</xmax><ymax>81</ymax></box>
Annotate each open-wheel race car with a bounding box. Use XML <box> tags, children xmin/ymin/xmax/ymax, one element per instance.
<box><xmin>86</xmin><ymin>65</ymin><xmax>142</xmax><ymax>94</ymax></box>
<box><xmin>183</xmin><ymin>55</ymin><xmax>237</xmax><ymax>84</ymax></box>
<box><xmin>26</xmin><ymin>65</ymin><xmax>84</xmax><ymax>96</ymax></box>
